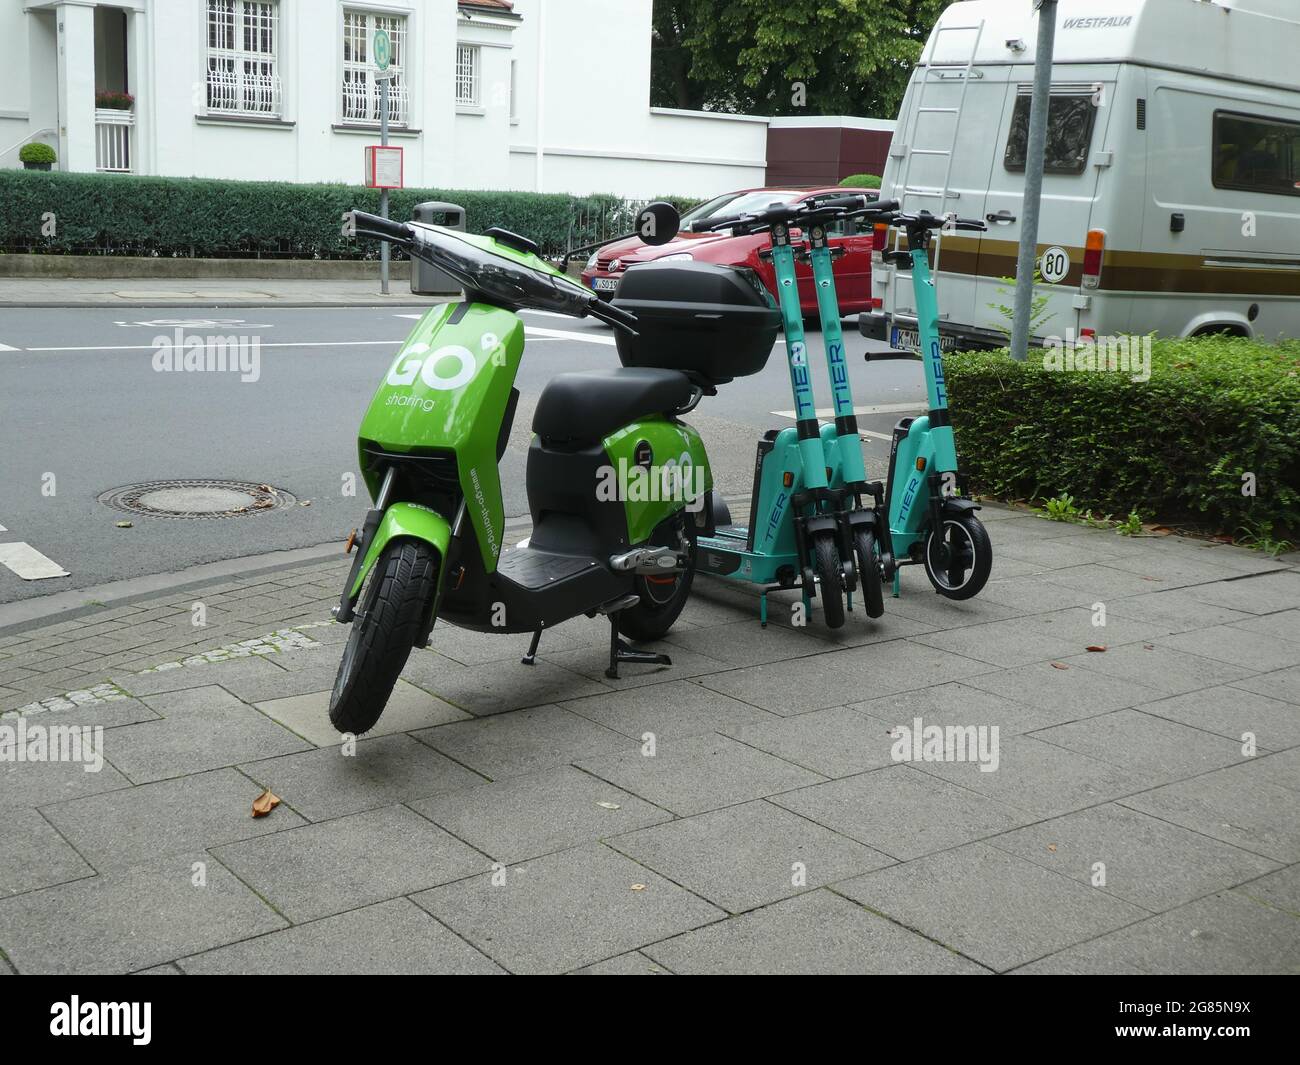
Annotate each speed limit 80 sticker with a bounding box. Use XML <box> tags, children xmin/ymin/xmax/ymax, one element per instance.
<box><xmin>1039</xmin><ymin>246</ymin><xmax>1071</xmax><ymax>284</ymax></box>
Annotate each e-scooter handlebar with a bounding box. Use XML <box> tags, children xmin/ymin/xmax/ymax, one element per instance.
<box><xmin>349</xmin><ymin>210</ymin><xmax>413</xmax><ymax>245</ymax></box>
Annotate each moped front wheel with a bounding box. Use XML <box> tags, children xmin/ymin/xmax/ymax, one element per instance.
<box><xmin>329</xmin><ymin>539</ymin><xmax>438</xmax><ymax>736</ymax></box>
<box><xmin>923</xmin><ymin>513</ymin><xmax>992</xmax><ymax>601</ymax></box>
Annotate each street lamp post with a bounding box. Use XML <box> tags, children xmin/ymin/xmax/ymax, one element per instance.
<box><xmin>1010</xmin><ymin>0</ymin><xmax>1058</xmax><ymax>362</ymax></box>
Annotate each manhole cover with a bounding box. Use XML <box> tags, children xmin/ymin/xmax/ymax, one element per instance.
<box><xmin>98</xmin><ymin>480</ymin><xmax>297</xmax><ymax>519</ymax></box>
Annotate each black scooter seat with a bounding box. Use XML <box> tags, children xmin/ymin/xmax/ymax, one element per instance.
<box><xmin>533</xmin><ymin>368</ymin><xmax>693</xmax><ymax>443</ymax></box>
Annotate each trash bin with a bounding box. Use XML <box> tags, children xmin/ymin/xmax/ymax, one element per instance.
<box><xmin>410</xmin><ymin>201</ymin><xmax>465</xmax><ymax>296</ymax></box>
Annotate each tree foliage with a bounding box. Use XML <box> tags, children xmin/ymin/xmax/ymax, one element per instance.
<box><xmin>651</xmin><ymin>0</ymin><xmax>948</xmax><ymax>119</ymax></box>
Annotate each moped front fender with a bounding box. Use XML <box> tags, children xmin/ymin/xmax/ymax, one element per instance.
<box><xmin>348</xmin><ymin>502</ymin><xmax>452</xmax><ymax>600</ymax></box>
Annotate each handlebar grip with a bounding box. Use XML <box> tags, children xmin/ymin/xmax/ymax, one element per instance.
<box><xmin>864</xmin><ymin>199</ymin><xmax>901</xmax><ymax>213</ymax></box>
<box><xmin>690</xmin><ymin>212</ymin><xmax>746</xmax><ymax>232</ymax></box>
<box><xmin>812</xmin><ymin>194</ymin><xmax>871</xmax><ymax>211</ymax></box>
<box><xmin>865</xmin><ymin>351</ymin><xmax>923</xmax><ymax>362</ymax></box>
<box><xmin>350</xmin><ymin>210</ymin><xmax>411</xmax><ymax>243</ymax></box>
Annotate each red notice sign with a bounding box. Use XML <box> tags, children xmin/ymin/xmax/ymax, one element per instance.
<box><xmin>364</xmin><ymin>145</ymin><xmax>404</xmax><ymax>189</ymax></box>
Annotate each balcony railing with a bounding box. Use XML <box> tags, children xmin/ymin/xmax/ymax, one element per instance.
<box><xmin>95</xmin><ymin>108</ymin><xmax>133</xmax><ymax>172</ymax></box>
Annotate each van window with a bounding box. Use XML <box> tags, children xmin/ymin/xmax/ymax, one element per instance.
<box><xmin>1213</xmin><ymin>111</ymin><xmax>1300</xmax><ymax>198</ymax></box>
<box><xmin>1004</xmin><ymin>94</ymin><xmax>1098</xmax><ymax>175</ymax></box>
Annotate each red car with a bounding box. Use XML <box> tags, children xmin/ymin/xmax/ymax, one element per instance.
<box><xmin>580</xmin><ymin>186</ymin><xmax>879</xmax><ymax>316</ymax></box>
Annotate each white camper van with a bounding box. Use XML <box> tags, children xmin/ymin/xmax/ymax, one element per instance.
<box><xmin>861</xmin><ymin>0</ymin><xmax>1300</xmax><ymax>352</ymax></box>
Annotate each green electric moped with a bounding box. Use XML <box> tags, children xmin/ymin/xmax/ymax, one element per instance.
<box><xmin>329</xmin><ymin>205</ymin><xmax>781</xmax><ymax>734</ymax></box>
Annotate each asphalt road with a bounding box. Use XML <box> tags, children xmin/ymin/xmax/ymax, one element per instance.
<box><xmin>0</xmin><ymin>304</ymin><xmax>925</xmax><ymax>603</ymax></box>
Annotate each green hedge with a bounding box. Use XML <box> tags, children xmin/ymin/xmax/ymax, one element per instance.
<box><xmin>946</xmin><ymin>337</ymin><xmax>1300</xmax><ymax>533</ymax></box>
<box><xmin>840</xmin><ymin>173</ymin><xmax>881</xmax><ymax>189</ymax></box>
<box><xmin>0</xmin><ymin>170</ymin><xmax>701</xmax><ymax>259</ymax></box>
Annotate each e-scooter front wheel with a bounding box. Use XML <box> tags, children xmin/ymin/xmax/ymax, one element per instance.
<box><xmin>329</xmin><ymin>539</ymin><xmax>438</xmax><ymax>735</ymax></box>
<box><xmin>811</xmin><ymin>530</ymin><xmax>847</xmax><ymax>629</ymax></box>
<box><xmin>853</xmin><ymin>527</ymin><xmax>885</xmax><ymax>619</ymax></box>
<box><xmin>923</xmin><ymin>513</ymin><xmax>992</xmax><ymax>601</ymax></box>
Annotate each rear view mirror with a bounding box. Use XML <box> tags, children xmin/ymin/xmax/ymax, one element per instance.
<box><xmin>637</xmin><ymin>201</ymin><xmax>680</xmax><ymax>246</ymax></box>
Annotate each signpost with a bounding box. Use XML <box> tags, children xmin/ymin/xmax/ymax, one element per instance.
<box><xmin>374</xmin><ymin>27</ymin><xmax>393</xmax><ymax>295</ymax></box>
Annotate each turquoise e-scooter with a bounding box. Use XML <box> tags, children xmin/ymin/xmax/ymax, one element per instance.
<box><xmin>667</xmin><ymin>198</ymin><xmax>884</xmax><ymax>628</ymax></box>
<box><xmin>860</xmin><ymin>207</ymin><xmax>994</xmax><ymax>600</ymax></box>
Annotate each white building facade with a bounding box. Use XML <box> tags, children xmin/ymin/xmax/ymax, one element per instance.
<box><xmin>0</xmin><ymin>0</ymin><xmax>772</xmax><ymax>198</ymax></box>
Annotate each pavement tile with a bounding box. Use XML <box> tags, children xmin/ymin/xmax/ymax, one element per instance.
<box><xmin>959</xmin><ymin>660</ymin><xmax>1165</xmax><ymax>723</ymax></box>
<box><xmin>0</xmin><ymin>808</ymin><xmax>95</xmax><ymax>897</ymax></box>
<box><xmin>1121</xmin><ymin>764</ymin><xmax>1300</xmax><ymax>862</ymax></box>
<box><xmin>212</xmin><ymin>805</ymin><xmax>491</xmax><ymax>923</ymax></box>
<box><xmin>41</xmin><ymin>767</ymin><xmax>307</xmax><ymax>870</ymax></box>
<box><xmin>543</xmin><ymin>642</ymin><xmax>727</xmax><ymax>690</ymax></box>
<box><xmin>996</xmin><ymin>537</ymin><xmax>1132</xmax><ymax>569</ymax></box>
<box><xmin>572</xmin><ymin>950</ymin><xmax>671</xmax><ymax>974</ymax></box>
<box><xmin>909</xmin><ymin>735</ymin><xmax>1149</xmax><ymax>818</ymax></box>
<box><xmin>911</xmin><ymin>609</ymin><xmax>1165</xmax><ymax>669</ymax></box>
<box><xmin>644</xmin><ymin>889</ymin><xmax>987</xmax><ymax>975</ymax></box>
<box><xmin>1231</xmin><ymin>664</ymin><xmax>1300</xmax><ymax>706</ymax></box>
<box><xmin>835</xmin><ymin>842</ymin><xmax>1149</xmax><ymax>972</ymax></box>
<box><xmin>411</xmin><ymin>842</ymin><xmax>724</xmax><ymax>974</ymax></box>
<box><xmin>0</xmin><ymin>852</ymin><xmax>286</xmax><ymax>975</ymax></box>
<box><xmin>1244</xmin><ymin>748</ymin><xmax>1300</xmax><ymax>793</ymax></box>
<box><xmin>253</xmin><ymin>680</ymin><xmax>470</xmax><ymax>748</ymax></box>
<box><xmin>559</xmin><ymin>679</ymin><xmax>778</xmax><ymax>740</ymax></box>
<box><xmin>770</xmin><ymin>764</ymin><xmax>1028</xmax><ymax>859</ymax></box>
<box><xmin>240</xmin><ymin>733</ymin><xmax>485</xmax><ymax>822</ymax></box>
<box><xmin>107</xmin><ymin>684</ymin><xmax>312</xmax><ymax>783</ymax></box>
<box><xmin>882</xmin><ymin>588</ymin><xmax>1021</xmax><ymax>630</ymax></box>
<box><xmin>1188</xmin><ymin>570</ymin><xmax>1300</xmax><ymax>615</ymax></box>
<box><xmin>1135</xmin><ymin>686</ymin><xmax>1300</xmax><ymax>751</ymax></box>
<box><xmin>1103</xmin><ymin>552</ymin><xmax>1262</xmax><ymax>589</ymax></box>
<box><xmin>178</xmin><ymin>898</ymin><xmax>503</xmax><ymax>975</ymax></box>
<box><xmin>1044</xmin><ymin>563</ymin><xmax>1181</xmax><ymax>600</ymax></box>
<box><xmin>696</xmin><ymin>638</ymin><xmax>996</xmax><ymax>715</ymax></box>
<box><xmin>851</xmin><ymin>680</ymin><xmax>1066</xmax><ymax>738</ymax></box>
<box><xmin>1233</xmin><ymin>863</ymin><xmax>1300</xmax><ymax>915</ymax></box>
<box><xmin>987</xmin><ymin>803</ymin><xmax>1280</xmax><ymax>912</ymax></box>
<box><xmin>723</xmin><ymin>705</ymin><xmax>898</xmax><ymax>777</ymax></box>
<box><xmin>1230</xmin><ymin>608</ymin><xmax>1300</xmax><ymax>645</ymax></box>
<box><xmin>0</xmin><ymin>750</ymin><xmax>131</xmax><ymax>812</ymax></box>
<box><xmin>661</xmin><ymin>618</ymin><xmax>835</xmax><ymax>666</ymax></box>
<box><xmin>426</xmin><ymin>615</ymin><xmax>604</xmax><ymax>666</ymax></box>
<box><xmin>413</xmin><ymin>704</ymin><xmax>633</xmax><ymax>779</ymax></box>
<box><xmin>607</xmin><ymin>800</ymin><xmax>893</xmax><ymax>913</ymax></box>
<box><xmin>1155</xmin><ymin>625</ymin><xmax>1300</xmax><ymax>673</ymax></box>
<box><xmin>400</xmin><ymin>649</ymin><xmax>610</xmax><ymax>715</ymax></box>
<box><xmin>576</xmin><ymin>732</ymin><xmax>823</xmax><ymax>817</ymax></box>
<box><xmin>1030</xmin><ymin>709</ymin><xmax>1251</xmax><ymax>785</ymax></box>
<box><xmin>1058</xmin><ymin>643</ymin><xmax>1258</xmax><ymax>697</ymax></box>
<box><xmin>214</xmin><ymin>661</ymin><xmax>346</xmax><ymax>702</ymax></box>
<box><xmin>1013</xmin><ymin>890</ymin><xmax>1300</xmax><ymax>974</ymax></box>
<box><xmin>410</xmin><ymin>765</ymin><xmax>671</xmax><ymax>862</ymax></box>
<box><xmin>112</xmin><ymin>654</ymin><xmax>286</xmax><ymax>697</ymax></box>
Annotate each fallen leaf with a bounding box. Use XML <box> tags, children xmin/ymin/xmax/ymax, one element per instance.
<box><xmin>300</xmin><ymin>500</ymin><xmax>312</xmax><ymax>507</ymax></box>
<box><xmin>257</xmin><ymin>483</ymin><xmax>273</xmax><ymax>492</ymax></box>
<box><xmin>1086</xmin><ymin>645</ymin><xmax>1107</xmax><ymax>653</ymax></box>
<box><xmin>251</xmin><ymin>498</ymin><xmax>275</xmax><ymax>510</ymax></box>
<box><xmin>1051</xmin><ymin>662</ymin><xmax>1070</xmax><ymax>670</ymax></box>
<box><xmin>1047</xmin><ymin>844</ymin><xmax>1057</xmax><ymax>853</ymax></box>
<box><xmin>114</xmin><ymin>520</ymin><xmax>133</xmax><ymax>528</ymax></box>
<box><xmin>1140</xmin><ymin>575</ymin><xmax>1159</xmax><ymax>581</ymax></box>
<box><xmin>630</xmin><ymin>883</ymin><xmax>646</xmax><ymax>892</ymax></box>
<box><xmin>251</xmin><ymin>788</ymin><xmax>281</xmax><ymax>818</ymax></box>
<box><xmin>596</xmin><ymin>801</ymin><xmax>620</xmax><ymax>810</ymax></box>
<box><xmin>1143</xmin><ymin>644</ymin><xmax>1155</xmax><ymax>650</ymax></box>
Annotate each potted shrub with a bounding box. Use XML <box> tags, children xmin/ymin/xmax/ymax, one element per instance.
<box><xmin>19</xmin><ymin>141</ymin><xmax>56</xmax><ymax>170</ymax></box>
<box><xmin>95</xmin><ymin>90</ymin><xmax>134</xmax><ymax>110</ymax></box>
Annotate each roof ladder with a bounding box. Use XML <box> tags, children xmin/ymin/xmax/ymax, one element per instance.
<box><xmin>894</xmin><ymin>18</ymin><xmax>986</xmax><ymax>280</ymax></box>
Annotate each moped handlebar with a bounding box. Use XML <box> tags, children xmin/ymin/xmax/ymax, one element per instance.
<box><xmin>349</xmin><ymin>210</ymin><xmax>412</xmax><ymax>244</ymax></box>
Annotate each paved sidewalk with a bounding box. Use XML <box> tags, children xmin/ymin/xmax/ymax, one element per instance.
<box><xmin>2</xmin><ymin>505</ymin><xmax>1298</xmax><ymax>974</ymax></box>
<box><xmin>0</xmin><ymin>276</ymin><xmax>440</xmax><ymax>308</ymax></box>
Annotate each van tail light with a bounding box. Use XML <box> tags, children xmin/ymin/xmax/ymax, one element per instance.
<box><xmin>870</xmin><ymin>297</ymin><xmax>883</xmax><ymax>310</ymax></box>
<box><xmin>873</xmin><ymin>223</ymin><xmax>889</xmax><ymax>252</ymax></box>
<box><xmin>1081</xmin><ymin>229</ymin><xmax>1106</xmax><ymax>290</ymax></box>
<box><xmin>1079</xmin><ymin>328</ymin><xmax>1097</xmax><ymax>343</ymax></box>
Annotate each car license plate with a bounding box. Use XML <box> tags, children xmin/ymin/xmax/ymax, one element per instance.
<box><xmin>592</xmin><ymin>277</ymin><xmax>617</xmax><ymax>293</ymax></box>
<box><xmin>891</xmin><ymin>325</ymin><xmax>958</xmax><ymax>354</ymax></box>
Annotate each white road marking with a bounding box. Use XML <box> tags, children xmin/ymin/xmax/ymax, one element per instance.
<box><xmin>860</xmin><ymin>430</ymin><xmax>894</xmax><ymax>442</ymax></box>
<box><xmin>0</xmin><ymin>542</ymin><xmax>70</xmax><ymax>580</ymax></box>
<box><xmin>0</xmin><ymin>522</ymin><xmax>5</xmax><ymax>531</ymax></box>
<box><xmin>26</xmin><ymin>339</ymin><xmax>405</xmax><ymax>352</ymax></box>
<box><xmin>524</xmin><ymin>326</ymin><xmax>616</xmax><ymax>346</ymax></box>
<box><xmin>394</xmin><ymin>313</ymin><xmax>423</xmax><ymax>319</ymax></box>
<box><xmin>0</xmin><ymin>342</ymin><xmax>20</xmax><ymax>351</ymax></box>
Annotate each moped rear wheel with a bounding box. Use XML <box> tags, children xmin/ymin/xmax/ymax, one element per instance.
<box><xmin>853</xmin><ymin>527</ymin><xmax>886</xmax><ymax>619</ymax></box>
<box><xmin>923</xmin><ymin>513</ymin><xmax>992</xmax><ymax>601</ymax></box>
<box><xmin>329</xmin><ymin>539</ymin><xmax>438</xmax><ymax>736</ymax></box>
<box><xmin>618</xmin><ymin>525</ymin><xmax>696</xmax><ymax>642</ymax></box>
<box><xmin>811</xmin><ymin>530</ymin><xmax>846</xmax><ymax>629</ymax></box>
